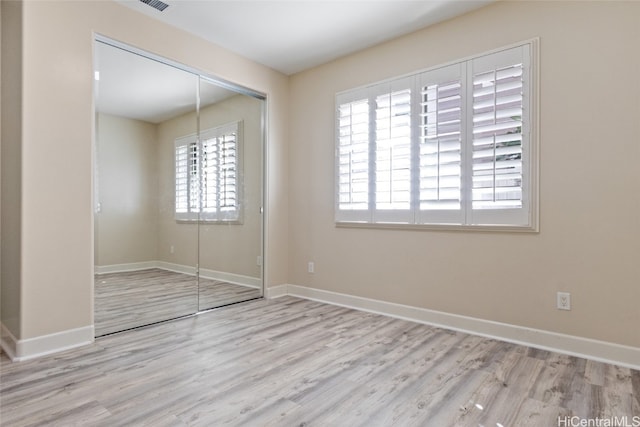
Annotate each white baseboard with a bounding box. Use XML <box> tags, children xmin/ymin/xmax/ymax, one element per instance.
<box><xmin>94</xmin><ymin>261</ymin><xmax>157</xmax><ymax>274</ymax></box>
<box><xmin>197</xmin><ymin>267</ymin><xmax>261</xmax><ymax>289</ymax></box>
<box><xmin>266</xmin><ymin>284</ymin><xmax>288</xmax><ymax>299</ymax></box>
<box><xmin>285</xmin><ymin>284</ymin><xmax>640</xmax><ymax>371</ymax></box>
<box><xmin>96</xmin><ymin>261</ymin><xmax>261</xmax><ymax>289</ymax></box>
<box><xmin>1</xmin><ymin>322</ymin><xmax>94</xmax><ymax>362</ymax></box>
<box><xmin>154</xmin><ymin>260</ymin><xmax>196</xmax><ymax>276</ymax></box>
<box><xmin>1</xmin><ymin>323</ymin><xmax>18</xmax><ymax>360</ymax></box>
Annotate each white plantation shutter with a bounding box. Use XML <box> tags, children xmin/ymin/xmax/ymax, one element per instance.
<box><xmin>417</xmin><ymin>63</ymin><xmax>464</xmax><ymax>224</ymax></box>
<box><xmin>336</xmin><ymin>90</ymin><xmax>370</xmax><ymax>222</ymax></box>
<box><xmin>201</xmin><ymin>138</ymin><xmax>219</xmax><ymax>215</ymax></box>
<box><xmin>175</xmin><ymin>144</ymin><xmax>189</xmax><ymax>214</ymax></box>
<box><xmin>468</xmin><ymin>45</ymin><xmax>530</xmax><ymax>226</ymax></box>
<box><xmin>175</xmin><ymin>121</ymin><xmax>242</xmax><ymax>222</ymax></box>
<box><xmin>373</xmin><ymin>79</ymin><xmax>413</xmax><ymax>223</ymax></box>
<box><xmin>175</xmin><ymin>136</ymin><xmax>199</xmax><ymax>221</ymax></box>
<box><xmin>200</xmin><ymin>122</ymin><xmax>240</xmax><ymax>221</ymax></box>
<box><xmin>219</xmin><ymin>133</ymin><xmax>238</xmax><ymax>213</ymax></box>
<box><xmin>335</xmin><ymin>41</ymin><xmax>536</xmax><ymax>229</ymax></box>
<box><xmin>189</xmin><ymin>142</ymin><xmax>200</xmax><ymax>213</ymax></box>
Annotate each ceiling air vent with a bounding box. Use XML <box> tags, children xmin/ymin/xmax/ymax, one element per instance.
<box><xmin>139</xmin><ymin>0</ymin><xmax>169</xmax><ymax>12</ymax></box>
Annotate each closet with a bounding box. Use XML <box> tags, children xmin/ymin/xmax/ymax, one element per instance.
<box><xmin>93</xmin><ymin>39</ymin><xmax>265</xmax><ymax>336</ymax></box>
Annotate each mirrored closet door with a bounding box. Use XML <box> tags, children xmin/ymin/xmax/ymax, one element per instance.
<box><xmin>93</xmin><ymin>40</ymin><xmax>264</xmax><ymax>337</ymax></box>
<box><xmin>196</xmin><ymin>77</ymin><xmax>264</xmax><ymax>311</ymax></box>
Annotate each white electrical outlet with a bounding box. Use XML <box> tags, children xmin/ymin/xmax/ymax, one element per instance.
<box><xmin>557</xmin><ymin>292</ymin><xmax>571</xmax><ymax>310</ymax></box>
<box><xmin>308</xmin><ymin>261</ymin><xmax>315</xmax><ymax>274</ymax></box>
<box><xmin>257</xmin><ymin>256</ymin><xmax>262</xmax><ymax>266</ymax></box>
<box><xmin>170</xmin><ymin>245</ymin><xmax>175</xmax><ymax>254</ymax></box>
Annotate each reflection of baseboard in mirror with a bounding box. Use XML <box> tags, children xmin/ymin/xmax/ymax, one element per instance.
<box><xmin>94</xmin><ymin>262</ymin><xmax>261</xmax><ymax>289</ymax></box>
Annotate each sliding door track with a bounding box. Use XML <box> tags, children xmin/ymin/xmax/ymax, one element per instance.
<box><xmin>95</xmin><ymin>297</ymin><xmax>264</xmax><ymax>338</ymax></box>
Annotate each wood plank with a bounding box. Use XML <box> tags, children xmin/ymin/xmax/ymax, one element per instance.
<box><xmin>94</xmin><ymin>268</ymin><xmax>260</xmax><ymax>336</ymax></box>
<box><xmin>1</xmin><ymin>296</ymin><xmax>637</xmax><ymax>426</ymax></box>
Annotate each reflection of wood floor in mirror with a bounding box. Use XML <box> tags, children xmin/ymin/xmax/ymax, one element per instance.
<box><xmin>197</xmin><ymin>277</ymin><xmax>262</xmax><ymax>311</ymax></box>
<box><xmin>94</xmin><ymin>268</ymin><xmax>261</xmax><ymax>336</ymax></box>
<box><xmin>2</xmin><ymin>297</ymin><xmax>638</xmax><ymax>426</ymax></box>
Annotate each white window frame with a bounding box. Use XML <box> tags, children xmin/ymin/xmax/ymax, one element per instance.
<box><xmin>175</xmin><ymin>121</ymin><xmax>243</xmax><ymax>223</ymax></box>
<box><xmin>335</xmin><ymin>40</ymin><xmax>539</xmax><ymax>231</ymax></box>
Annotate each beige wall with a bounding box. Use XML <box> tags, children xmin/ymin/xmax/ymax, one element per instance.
<box><xmin>155</xmin><ymin>108</ymin><xmax>198</xmax><ymax>271</ymax></box>
<box><xmin>1</xmin><ymin>0</ymin><xmax>23</xmax><ymax>337</ymax></box>
<box><xmin>5</xmin><ymin>0</ymin><xmax>637</xmax><ymax>354</ymax></box>
<box><xmin>95</xmin><ymin>113</ymin><xmax>159</xmax><ymax>266</ymax></box>
<box><xmin>288</xmin><ymin>1</ymin><xmax>640</xmax><ymax>348</ymax></box>
<box><xmin>13</xmin><ymin>0</ymin><xmax>288</xmax><ymax>340</ymax></box>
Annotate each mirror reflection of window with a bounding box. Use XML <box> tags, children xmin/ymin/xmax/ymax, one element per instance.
<box><xmin>174</xmin><ymin>121</ymin><xmax>243</xmax><ymax>223</ymax></box>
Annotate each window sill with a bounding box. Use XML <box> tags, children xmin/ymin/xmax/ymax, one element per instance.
<box><xmin>175</xmin><ymin>219</ymin><xmax>243</xmax><ymax>225</ymax></box>
<box><xmin>335</xmin><ymin>221</ymin><xmax>539</xmax><ymax>233</ymax></box>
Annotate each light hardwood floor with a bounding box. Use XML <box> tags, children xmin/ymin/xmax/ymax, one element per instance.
<box><xmin>1</xmin><ymin>297</ymin><xmax>638</xmax><ymax>426</ymax></box>
<box><xmin>94</xmin><ymin>269</ymin><xmax>261</xmax><ymax>336</ymax></box>
<box><xmin>198</xmin><ymin>277</ymin><xmax>261</xmax><ymax>312</ymax></box>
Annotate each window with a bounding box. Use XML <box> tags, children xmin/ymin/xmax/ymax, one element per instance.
<box><xmin>335</xmin><ymin>42</ymin><xmax>538</xmax><ymax>230</ymax></box>
<box><xmin>175</xmin><ymin>121</ymin><xmax>242</xmax><ymax>222</ymax></box>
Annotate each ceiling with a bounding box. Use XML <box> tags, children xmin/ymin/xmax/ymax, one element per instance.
<box><xmin>117</xmin><ymin>0</ymin><xmax>495</xmax><ymax>76</ymax></box>
<box><xmin>96</xmin><ymin>42</ymin><xmax>238</xmax><ymax>123</ymax></box>
<box><xmin>98</xmin><ymin>0</ymin><xmax>495</xmax><ymax>123</ymax></box>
